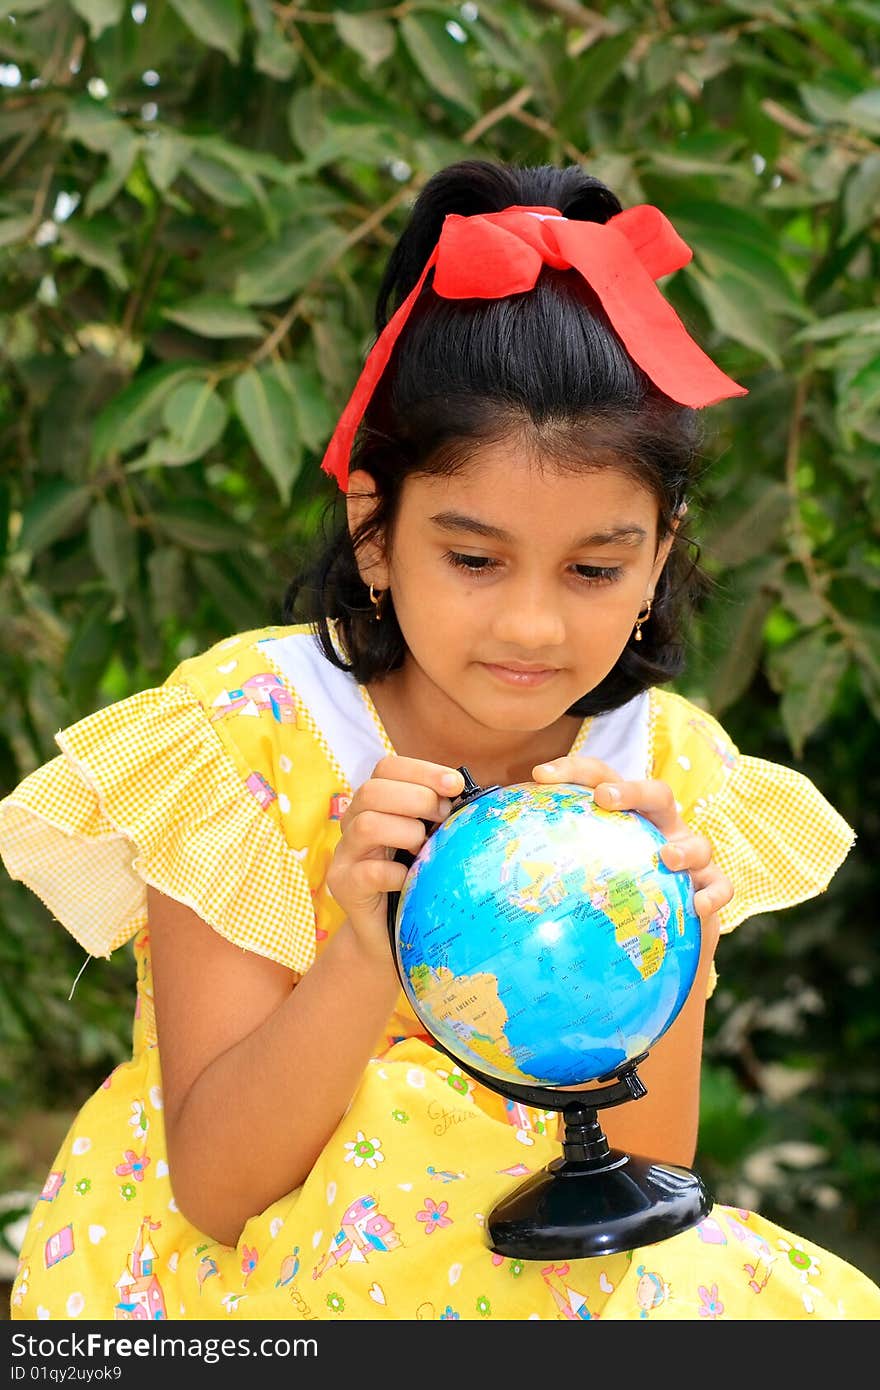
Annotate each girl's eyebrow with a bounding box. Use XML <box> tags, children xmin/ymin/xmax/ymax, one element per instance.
<box><xmin>429</xmin><ymin>510</ymin><xmax>648</xmax><ymax>548</ymax></box>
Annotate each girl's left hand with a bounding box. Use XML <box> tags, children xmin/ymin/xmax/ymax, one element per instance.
<box><xmin>532</xmin><ymin>756</ymin><xmax>734</xmax><ymax>948</ymax></box>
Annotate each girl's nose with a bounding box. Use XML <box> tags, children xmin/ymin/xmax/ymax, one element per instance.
<box><xmin>490</xmin><ymin>587</ymin><xmax>566</xmax><ymax>650</ymax></box>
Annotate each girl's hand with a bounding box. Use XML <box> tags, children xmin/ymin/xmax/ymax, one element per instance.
<box><xmin>327</xmin><ymin>756</ymin><xmax>465</xmax><ymax>964</ymax></box>
<box><xmin>532</xmin><ymin>756</ymin><xmax>733</xmax><ymax>954</ymax></box>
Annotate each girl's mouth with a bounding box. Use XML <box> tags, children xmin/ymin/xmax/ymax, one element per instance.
<box><xmin>481</xmin><ymin>663</ymin><xmax>559</xmax><ymax>688</ymax></box>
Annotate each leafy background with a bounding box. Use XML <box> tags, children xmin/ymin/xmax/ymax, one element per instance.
<box><xmin>1</xmin><ymin>0</ymin><xmax>878</xmax><ymax>1312</ymax></box>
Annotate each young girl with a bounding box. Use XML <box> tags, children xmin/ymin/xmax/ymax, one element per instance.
<box><xmin>3</xmin><ymin>160</ymin><xmax>878</xmax><ymax>1322</ymax></box>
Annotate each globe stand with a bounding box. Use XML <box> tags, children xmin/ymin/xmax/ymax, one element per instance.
<box><xmin>386</xmin><ymin>767</ymin><xmax>713</xmax><ymax>1261</ymax></box>
<box><xmin>450</xmin><ymin>1058</ymin><xmax>713</xmax><ymax>1260</ymax></box>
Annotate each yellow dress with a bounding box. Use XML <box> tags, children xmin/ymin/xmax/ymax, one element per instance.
<box><xmin>1</xmin><ymin>622</ymin><xmax>878</xmax><ymax>1322</ymax></box>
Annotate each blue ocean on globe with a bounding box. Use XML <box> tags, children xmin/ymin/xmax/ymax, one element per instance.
<box><xmin>394</xmin><ymin>782</ymin><xmax>701</xmax><ymax>1088</ymax></box>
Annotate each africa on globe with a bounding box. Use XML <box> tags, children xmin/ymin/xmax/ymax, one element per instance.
<box><xmin>393</xmin><ymin>781</ymin><xmax>701</xmax><ymax>1090</ymax></box>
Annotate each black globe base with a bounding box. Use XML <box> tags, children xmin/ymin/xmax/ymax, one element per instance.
<box><xmin>488</xmin><ymin>1154</ymin><xmax>712</xmax><ymax>1260</ymax></box>
<box><xmin>487</xmin><ymin>1102</ymin><xmax>712</xmax><ymax>1260</ymax></box>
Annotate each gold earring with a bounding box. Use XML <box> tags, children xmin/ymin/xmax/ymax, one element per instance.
<box><xmin>633</xmin><ymin>599</ymin><xmax>652</xmax><ymax>642</ymax></box>
<box><xmin>369</xmin><ymin>584</ymin><xmax>384</xmax><ymax>621</ymax></box>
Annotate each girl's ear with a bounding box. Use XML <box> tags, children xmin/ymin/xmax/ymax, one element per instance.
<box><xmin>648</xmin><ymin>514</ymin><xmax>680</xmax><ymax>593</ymax></box>
<box><xmin>346</xmin><ymin>469</ymin><xmax>390</xmax><ymax>588</ymax></box>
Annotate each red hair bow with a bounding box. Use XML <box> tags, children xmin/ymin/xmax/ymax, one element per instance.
<box><xmin>321</xmin><ymin>203</ymin><xmax>747</xmax><ymax>490</ymax></box>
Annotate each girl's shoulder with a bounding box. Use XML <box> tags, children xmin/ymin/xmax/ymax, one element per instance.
<box><xmin>0</xmin><ymin>623</ymin><xmax>371</xmax><ymax>977</ymax></box>
<box><xmin>164</xmin><ymin>621</ymin><xmax>320</xmax><ymax>714</ymax></box>
<box><xmin>167</xmin><ymin>621</ymin><xmax>392</xmax><ymax>802</ymax></box>
<box><xmin>649</xmin><ymin>686</ymin><xmax>740</xmax><ymax>818</ymax></box>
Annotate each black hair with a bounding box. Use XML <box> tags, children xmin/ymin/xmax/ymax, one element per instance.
<box><xmin>282</xmin><ymin>159</ymin><xmax>710</xmax><ymax>716</ymax></box>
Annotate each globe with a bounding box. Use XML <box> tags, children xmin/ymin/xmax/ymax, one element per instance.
<box><xmin>393</xmin><ymin>780</ymin><xmax>702</xmax><ymax>1091</ymax></box>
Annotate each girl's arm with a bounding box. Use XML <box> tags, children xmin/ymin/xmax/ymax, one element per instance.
<box><xmin>591</xmin><ymin>900</ymin><xmax>717</xmax><ymax>1165</ymax></box>
<box><xmin>148</xmin><ymin>757</ymin><xmax>463</xmax><ymax>1248</ymax></box>
<box><xmin>148</xmin><ymin>889</ymin><xmax>400</xmax><ymax>1247</ymax></box>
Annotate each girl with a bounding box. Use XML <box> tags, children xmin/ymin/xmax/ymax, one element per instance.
<box><xmin>2</xmin><ymin>160</ymin><xmax>878</xmax><ymax>1322</ymax></box>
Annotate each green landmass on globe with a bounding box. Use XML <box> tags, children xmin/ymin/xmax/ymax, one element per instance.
<box><xmin>394</xmin><ymin>782</ymin><xmax>701</xmax><ymax>1089</ymax></box>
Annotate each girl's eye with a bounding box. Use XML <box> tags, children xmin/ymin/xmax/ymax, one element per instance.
<box><xmin>574</xmin><ymin>564</ymin><xmax>623</xmax><ymax>585</ymax></box>
<box><xmin>444</xmin><ymin>552</ymin><xmax>623</xmax><ymax>585</ymax></box>
<box><xmin>444</xmin><ymin>551</ymin><xmax>499</xmax><ymax>573</ymax></box>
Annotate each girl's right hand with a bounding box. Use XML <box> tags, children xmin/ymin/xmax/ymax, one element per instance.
<box><xmin>327</xmin><ymin>756</ymin><xmax>465</xmax><ymax>964</ymax></box>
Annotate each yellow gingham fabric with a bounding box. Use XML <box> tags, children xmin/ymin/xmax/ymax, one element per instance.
<box><xmin>650</xmin><ymin>688</ymin><xmax>856</xmax><ymax>936</ymax></box>
<box><xmin>0</xmin><ymin>629</ymin><xmax>322</xmax><ymax>977</ymax></box>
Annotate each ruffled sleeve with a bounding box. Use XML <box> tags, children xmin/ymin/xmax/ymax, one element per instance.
<box><xmin>0</xmin><ymin>631</ymin><xmax>320</xmax><ymax>976</ymax></box>
<box><xmin>652</xmin><ymin>688</ymin><xmax>856</xmax><ymax>936</ymax></box>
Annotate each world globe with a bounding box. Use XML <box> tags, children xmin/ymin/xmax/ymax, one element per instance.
<box><xmin>393</xmin><ymin>780</ymin><xmax>702</xmax><ymax>1091</ymax></box>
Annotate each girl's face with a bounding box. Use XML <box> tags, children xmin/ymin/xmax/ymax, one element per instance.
<box><xmin>349</xmin><ymin>441</ymin><xmax>675</xmax><ymax>742</ymax></box>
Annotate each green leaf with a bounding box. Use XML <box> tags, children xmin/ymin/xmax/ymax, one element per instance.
<box><xmin>334</xmin><ymin>12</ymin><xmax>395</xmax><ymax>70</ymax></box>
<box><xmin>58</xmin><ymin>220</ymin><xmax>128</xmax><ymax>290</ymax></box>
<box><xmin>792</xmin><ymin>309</ymin><xmax>880</xmax><ymax>344</ymax></box>
<box><xmin>799</xmin><ymin>15</ymin><xmax>872</xmax><ymax>79</ymax></box>
<box><xmin>846</xmin><ymin>87</ymin><xmax>880</xmax><ymax>136</ymax></box>
<box><xmin>839</xmin><ymin>353</ymin><xmax>880</xmax><ymax>443</ymax></box>
<box><xmin>842</xmin><ymin>153</ymin><xmax>880</xmax><ymax>242</ymax></box>
<box><xmin>62</xmin><ymin>594</ymin><xmax>116</xmax><ymax>702</ymax></box>
<box><xmin>61</xmin><ymin>102</ymin><xmax>139</xmax><ymax>214</ymax></box>
<box><xmin>164</xmin><ymin>378</ymin><xmax>228</xmax><ymax>452</ymax></box>
<box><xmin>0</xmin><ymin>0</ymin><xmax>53</xmax><ymax>15</ymax></box>
<box><xmin>777</xmin><ymin>576</ymin><xmax>825</xmax><ymax>628</ymax></box>
<box><xmin>91</xmin><ymin>364</ymin><xmax>201</xmax><ymax>461</ymax></box>
<box><xmin>233</xmin><ymin>222</ymin><xmax>346</xmax><ymax>306</ymax></box>
<box><xmin>672</xmin><ymin>203</ymin><xmax>806</xmax><ymax>319</ymax></box>
<box><xmin>167</xmin><ymin>0</ymin><xmax>244</xmax><ymax>62</ymax></box>
<box><xmin>233</xmin><ymin>367</ymin><xmax>302</xmax><ymax>503</ymax></box>
<box><xmin>254</xmin><ymin>25</ymin><xmax>299</xmax><ymax>80</ymax></box>
<box><xmin>647</xmin><ymin>151</ymin><xmax>752</xmax><ymax>180</ymax></box>
<box><xmin>70</xmin><ymin>0</ymin><xmax>125</xmax><ymax>39</ymax></box>
<box><xmin>311</xmin><ymin>312</ymin><xmax>360</xmax><ymax>411</ymax></box>
<box><xmin>187</xmin><ymin>153</ymin><xmax>256</xmax><ymax>208</ymax></box>
<box><xmin>65</xmin><ymin>99</ymin><xmax>136</xmax><ymax>160</ymax></box>
<box><xmin>276</xmin><ymin>360</ymin><xmax>335</xmax><ymax>454</ymax></box>
<box><xmin>850</xmin><ymin>624</ymin><xmax>880</xmax><ymax>718</ymax></box>
<box><xmin>193</xmin><ymin>135</ymin><xmax>288</xmax><ymax>184</ymax></box>
<box><xmin>688</xmin><ymin>266</ymin><xmax>783</xmax><ymax>368</ymax></box>
<box><xmin>191</xmin><ymin>554</ymin><xmax>268</xmax><ymax>630</ymax></box>
<box><xmin>152</xmin><ymin>500</ymin><xmax>244</xmax><ymax>552</ymax></box>
<box><xmin>288</xmin><ymin>86</ymin><xmax>327</xmax><ymax>157</ymax></box>
<box><xmin>464</xmin><ymin>9</ymin><xmax>530</xmax><ymax>75</ymax></box>
<box><xmin>127</xmin><ymin>381</ymin><xmax>229</xmax><ymax>470</ymax></box>
<box><xmin>767</xmin><ymin>630</ymin><xmax>849</xmax><ymax>756</ymax></box>
<box><xmin>709</xmin><ymin>575</ymin><xmax>781</xmax><ymax>714</ymax></box>
<box><xmin>147</xmin><ymin>546</ymin><xmax>186</xmax><ymax>624</ymax></box>
<box><xmin>400</xmin><ymin>13</ymin><xmax>479</xmax><ymax>115</ymax></box>
<box><xmin>163</xmin><ymin>296</ymin><xmax>264</xmax><ymax>340</ymax></box>
<box><xmin>559</xmin><ymin>31</ymin><xmax>635</xmax><ymax>114</ymax></box>
<box><xmin>16</xmin><ymin>481</ymin><xmax>92</xmax><ymax>557</ymax></box>
<box><xmin>133</xmin><ymin>379</ymin><xmax>229</xmax><ymax>467</ymax></box>
<box><xmin>88</xmin><ymin>500</ymin><xmax>136</xmax><ymax>600</ymax></box>
<box><xmin>143</xmin><ymin>130</ymin><xmax>193</xmax><ymax>194</ymax></box>
<box><xmin>85</xmin><ymin>139</ymin><xmax>141</xmax><ymax>215</ymax></box>
<box><xmin>704</xmin><ymin>483</ymin><xmax>791</xmax><ymax>568</ymax></box>
<box><xmin>799</xmin><ymin>81</ymin><xmax>860</xmax><ymax>126</ymax></box>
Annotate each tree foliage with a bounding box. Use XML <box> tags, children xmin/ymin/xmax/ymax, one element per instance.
<box><xmin>1</xmin><ymin>0</ymin><xmax>878</xmax><ymax>1281</ymax></box>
